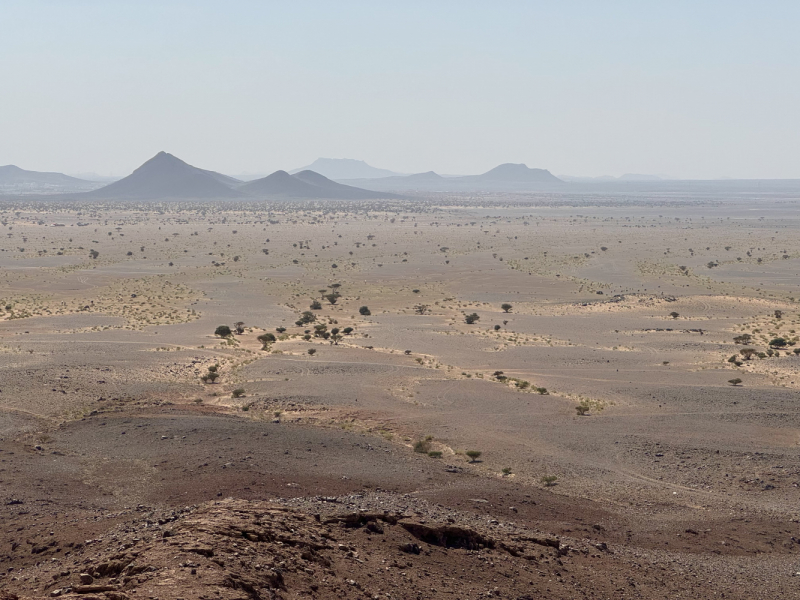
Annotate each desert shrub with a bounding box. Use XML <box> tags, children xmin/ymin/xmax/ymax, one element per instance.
<box><xmin>343</xmin><ymin>327</ymin><xmax>353</xmax><ymax>334</ymax></box>
<box><xmin>232</xmin><ymin>388</ymin><xmax>245</xmax><ymax>398</ymax></box>
<box><xmin>257</xmin><ymin>333</ymin><xmax>276</xmax><ymax>349</ymax></box>
<box><xmin>728</xmin><ymin>378</ymin><xmax>742</xmax><ymax>386</ymax></box>
<box><xmin>307</xmin><ymin>348</ymin><xmax>316</xmax><ymax>355</ymax></box>
<box><xmin>575</xmin><ymin>402</ymin><xmax>590</xmax><ymax>416</ymax></box>
<box><xmin>428</xmin><ymin>451</ymin><xmax>443</xmax><ymax>458</ymax></box>
<box><xmin>502</xmin><ymin>467</ymin><xmax>512</xmax><ymax>476</ymax></box>
<box><xmin>769</xmin><ymin>337</ymin><xmax>787</xmax><ymax>348</ymax></box>
<box><xmin>413</xmin><ymin>439</ymin><xmax>432</xmax><ymax>454</ymax></box>
<box><xmin>214</xmin><ymin>325</ymin><xmax>232</xmax><ymax>338</ymax></box>
<box><xmin>466</xmin><ymin>450</ymin><xmax>482</xmax><ymax>462</ymax></box>
<box><xmin>359</xmin><ymin>306</ymin><xmax>371</xmax><ymax>316</ymax></box>
<box><xmin>276</xmin><ymin>327</ymin><xmax>286</xmax><ymax>333</ymax></box>
<box><xmin>501</xmin><ymin>303</ymin><xmax>513</xmax><ymax>313</ymax></box>
<box><xmin>494</xmin><ymin>324</ymin><xmax>501</xmax><ymax>331</ymax></box>
<box><xmin>541</xmin><ymin>475</ymin><xmax>558</xmax><ymax>487</ymax></box>
<box><xmin>310</xmin><ymin>299</ymin><xmax>322</xmax><ymax>310</ymax></box>
<box><xmin>465</xmin><ymin>313</ymin><xmax>480</xmax><ymax>324</ymax></box>
<box><xmin>669</xmin><ymin>311</ymin><xmax>679</xmax><ymax>319</ymax></box>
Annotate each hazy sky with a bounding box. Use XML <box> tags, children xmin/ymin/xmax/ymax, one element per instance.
<box><xmin>2</xmin><ymin>1</ymin><xmax>799</xmax><ymax>179</ymax></box>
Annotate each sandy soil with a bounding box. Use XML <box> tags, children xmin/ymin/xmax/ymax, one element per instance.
<box><xmin>1</xmin><ymin>193</ymin><xmax>800</xmax><ymax>598</ymax></box>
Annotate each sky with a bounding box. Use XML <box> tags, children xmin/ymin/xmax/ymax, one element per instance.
<box><xmin>1</xmin><ymin>0</ymin><xmax>799</xmax><ymax>179</ymax></box>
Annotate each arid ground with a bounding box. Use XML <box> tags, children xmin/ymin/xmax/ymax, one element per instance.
<box><xmin>2</xmin><ymin>190</ymin><xmax>800</xmax><ymax>599</ymax></box>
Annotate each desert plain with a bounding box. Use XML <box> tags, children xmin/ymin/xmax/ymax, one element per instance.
<box><xmin>2</xmin><ymin>187</ymin><xmax>800</xmax><ymax>599</ymax></box>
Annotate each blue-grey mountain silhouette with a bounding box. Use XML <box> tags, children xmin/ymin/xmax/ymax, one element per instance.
<box><xmin>289</xmin><ymin>158</ymin><xmax>399</xmax><ymax>180</ymax></box>
<box><xmin>0</xmin><ymin>165</ymin><xmax>90</xmax><ymax>186</ymax></box>
<box><xmin>87</xmin><ymin>152</ymin><xmax>243</xmax><ymax>199</ymax></box>
<box><xmin>240</xmin><ymin>170</ymin><xmax>397</xmax><ymax>199</ymax></box>
<box><xmin>470</xmin><ymin>163</ymin><xmax>562</xmax><ymax>183</ymax></box>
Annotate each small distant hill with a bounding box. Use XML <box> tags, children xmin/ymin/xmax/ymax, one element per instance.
<box><xmin>0</xmin><ymin>165</ymin><xmax>90</xmax><ymax>186</ymax></box>
<box><xmin>289</xmin><ymin>158</ymin><xmax>400</xmax><ymax>180</ymax></box>
<box><xmin>618</xmin><ymin>173</ymin><xmax>663</xmax><ymax>182</ymax></box>
<box><xmin>471</xmin><ymin>163</ymin><xmax>562</xmax><ymax>183</ymax></box>
<box><xmin>87</xmin><ymin>152</ymin><xmax>243</xmax><ymax>199</ymax></box>
<box><xmin>399</xmin><ymin>171</ymin><xmax>445</xmax><ymax>183</ymax></box>
<box><xmin>240</xmin><ymin>170</ymin><xmax>398</xmax><ymax>199</ymax></box>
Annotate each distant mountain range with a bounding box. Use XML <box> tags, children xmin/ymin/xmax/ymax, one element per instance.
<box><xmin>3</xmin><ymin>154</ymin><xmax>703</xmax><ymax>199</ymax></box>
<box><xmin>558</xmin><ymin>173</ymin><xmax>674</xmax><ymax>182</ymax></box>
<box><xmin>82</xmin><ymin>152</ymin><xmax>399</xmax><ymax>200</ymax></box>
<box><xmin>290</xmin><ymin>158</ymin><xmax>400</xmax><ymax>180</ymax></box>
<box><xmin>338</xmin><ymin>163</ymin><xmax>563</xmax><ymax>192</ymax></box>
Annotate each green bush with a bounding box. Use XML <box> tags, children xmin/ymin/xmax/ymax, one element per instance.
<box><xmin>541</xmin><ymin>475</ymin><xmax>558</xmax><ymax>487</ymax></box>
<box><xmin>214</xmin><ymin>325</ymin><xmax>232</xmax><ymax>337</ymax></box>
<box><xmin>257</xmin><ymin>332</ymin><xmax>276</xmax><ymax>349</ymax></box>
<box><xmin>413</xmin><ymin>439</ymin><xmax>431</xmax><ymax>454</ymax></box>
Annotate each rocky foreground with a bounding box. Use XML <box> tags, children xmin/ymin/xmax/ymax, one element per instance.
<box><xmin>4</xmin><ymin>493</ymin><xmax>792</xmax><ymax>600</ymax></box>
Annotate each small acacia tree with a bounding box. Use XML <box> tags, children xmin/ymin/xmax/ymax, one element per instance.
<box><xmin>214</xmin><ymin>325</ymin><xmax>232</xmax><ymax>338</ymax></box>
<box><xmin>466</xmin><ymin>450</ymin><xmax>482</xmax><ymax>462</ymax></box>
<box><xmin>728</xmin><ymin>378</ymin><xmax>743</xmax><ymax>386</ymax></box>
<box><xmin>359</xmin><ymin>306</ymin><xmax>371</xmax><ymax>316</ymax></box>
<box><xmin>257</xmin><ymin>332</ymin><xmax>276</xmax><ymax>349</ymax></box>
<box><xmin>296</xmin><ymin>311</ymin><xmax>316</xmax><ymax>326</ymax></box>
<box><xmin>501</xmin><ymin>303</ymin><xmax>513</xmax><ymax>313</ymax></box>
<box><xmin>669</xmin><ymin>312</ymin><xmax>679</xmax><ymax>319</ymax></box>
<box><xmin>465</xmin><ymin>313</ymin><xmax>480</xmax><ymax>324</ymax></box>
